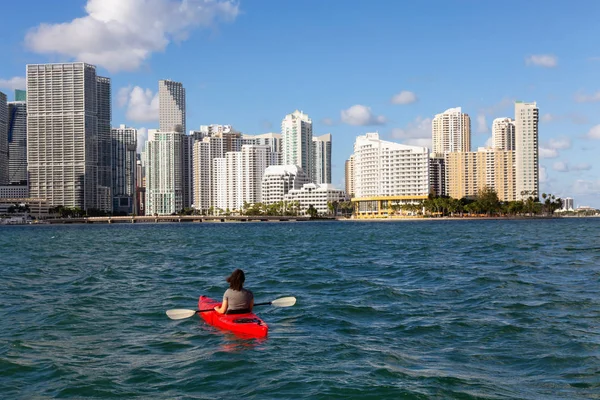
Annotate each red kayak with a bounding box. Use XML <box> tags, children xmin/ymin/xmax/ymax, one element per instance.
<box><xmin>198</xmin><ymin>295</ymin><xmax>269</xmax><ymax>338</ymax></box>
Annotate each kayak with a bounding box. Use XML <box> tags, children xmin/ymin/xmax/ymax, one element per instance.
<box><xmin>198</xmin><ymin>295</ymin><xmax>269</xmax><ymax>338</ymax></box>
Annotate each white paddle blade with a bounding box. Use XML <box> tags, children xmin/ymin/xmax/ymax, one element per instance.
<box><xmin>271</xmin><ymin>296</ymin><xmax>296</xmax><ymax>307</ymax></box>
<box><xmin>166</xmin><ymin>309</ymin><xmax>197</xmax><ymax>320</ymax></box>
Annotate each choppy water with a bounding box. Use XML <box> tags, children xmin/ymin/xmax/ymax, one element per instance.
<box><xmin>1</xmin><ymin>219</ymin><xmax>599</xmax><ymax>399</ymax></box>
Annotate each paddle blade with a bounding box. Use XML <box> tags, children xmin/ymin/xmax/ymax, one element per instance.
<box><xmin>166</xmin><ymin>309</ymin><xmax>197</xmax><ymax>320</ymax></box>
<box><xmin>270</xmin><ymin>296</ymin><xmax>296</xmax><ymax>307</ymax></box>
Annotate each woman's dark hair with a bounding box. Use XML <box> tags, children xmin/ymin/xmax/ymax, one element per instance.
<box><xmin>226</xmin><ymin>269</ymin><xmax>245</xmax><ymax>291</ymax></box>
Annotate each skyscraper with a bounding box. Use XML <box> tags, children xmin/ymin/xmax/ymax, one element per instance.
<box><xmin>432</xmin><ymin>107</ymin><xmax>471</xmax><ymax>156</ymax></box>
<box><xmin>281</xmin><ymin>110</ymin><xmax>313</xmax><ymax>180</ymax></box>
<box><xmin>111</xmin><ymin>125</ymin><xmax>137</xmax><ymax>214</ymax></box>
<box><xmin>7</xmin><ymin>99</ymin><xmax>27</xmax><ymax>185</ymax></box>
<box><xmin>97</xmin><ymin>76</ymin><xmax>113</xmax><ymax>212</ymax></box>
<box><xmin>0</xmin><ymin>91</ymin><xmax>8</xmax><ymax>185</ymax></box>
<box><xmin>145</xmin><ymin>130</ymin><xmax>183</xmax><ymax>215</ymax></box>
<box><xmin>27</xmin><ymin>63</ymin><xmax>111</xmax><ymax>210</ymax></box>
<box><xmin>159</xmin><ymin>80</ymin><xmax>189</xmax><ymax>207</ymax></box>
<box><xmin>514</xmin><ymin>101</ymin><xmax>539</xmax><ymax>200</ymax></box>
<box><xmin>345</xmin><ymin>155</ymin><xmax>355</xmax><ymax>198</ymax></box>
<box><xmin>492</xmin><ymin>117</ymin><xmax>515</xmax><ymax>151</ymax></box>
<box><xmin>159</xmin><ymin>80</ymin><xmax>186</xmax><ymax>134</ymax></box>
<box><xmin>312</xmin><ymin>133</ymin><xmax>332</xmax><ymax>184</ymax></box>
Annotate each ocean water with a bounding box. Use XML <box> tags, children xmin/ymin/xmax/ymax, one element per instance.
<box><xmin>1</xmin><ymin>219</ymin><xmax>599</xmax><ymax>399</ymax></box>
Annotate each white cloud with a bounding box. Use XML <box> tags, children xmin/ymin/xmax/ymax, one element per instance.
<box><xmin>24</xmin><ymin>0</ymin><xmax>239</xmax><ymax>72</ymax></box>
<box><xmin>137</xmin><ymin>127</ymin><xmax>149</xmax><ymax>153</ymax></box>
<box><xmin>548</xmin><ymin>137</ymin><xmax>571</xmax><ymax>150</ymax></box>
<box><xmin>552</xmin><ymin>161</ymin><xmax>569</xmax><ymax>172</ymax></box>
<box><xmin>539</xmin><ymin>166</ymin><xmax>548</xmax><ymax>183</ymax></box>
<box><xmin>541</xmin><ymin>113</ymin><xmax>589</xmax><ymax>124</ymax></box>
<box><xmin>340</xmin><ymin>105</ymin><xmax>386</xmax><ymax>126</ymax></box>
<box><xmin>391</xmin><ymin>91</ymin><xmax>417</xmax><ymax>105</ymax></box>
<box><xmin>587</xmin><ymin>125</ymin><xmax>600</xmax><ymax>139</ymax></box>
<box><xmin>525</xmin><ymin>54</ymin><xmax>558</xmax><ymax>68</ymax></box>
<box><xmin>572</xmin><ymin>179</ymin><xmax>600</xmax><ymax>195</ymax></box>
<box><xmin>539</xmin><ymin>147</ymin><xmax>559</xmax><ymax>159</ymax></box>
<box><xmin>0</xmin><ymin>77</ymin><xmax>26</xmax><ymax>91</ymax></box>
<box><xmin>118</xmin><ymin>86</ymin><xmax>159</xmax><ymax>122</ymax></box>
<box><xmin>484</xmin><ymin>137</ymin><xmax>494</xmax><ymax>147</ymax></box>
<box><xmin>572</xmin><ymin>163</ymin><xmax>592</xmax><ymax>171</ymax></box>
<box><xmin>541</xmin><ymin>113</ymin><xmax>558</xmax><ymax>123</ymax></box>
<box><xmin>476</xmin><ymin>113</ymin><xmax>488</xmax><ymax>133</ymax></box>
<box><xmin>574</xmin><ymin>91</ymin><xmax>600</xmax><ymax>103</ymax></box>
<box><xmin>390</xmin><ymin>117</ymin><xmax>432</xmax><ymax>147</ymax></box>
<box><xmin>321</xmin><ymin>117</ymin><xmax>334</xmax><ymax>126</ymax></box>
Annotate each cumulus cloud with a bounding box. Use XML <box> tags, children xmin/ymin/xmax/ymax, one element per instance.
<box><xmin>340</xmin><ymin>105</ymin><xmax>386</xmax><ymax>126</ymax></box>
<box><xmin>552</xmin><ymin>160</ymin><xmax>592</xmax><ymax>173</ymax></box>
<box><xmin>476</xmin><ymin>113</ymin><xmax>488</xmax><ymax>133</ymax></box>
<box><xmin>572</xmin><ymin>179</ymin><xmax>600</xmax><ymax>195</ymax></box>
<box><xmin>525</xmin><ymin>54</ymin><xmax>558</xmax><ymax>68</ymax></box>
<box><xmin>321</xmin><ymin>117</ymin><xmax>334</xmax><ymax>126</ymax></box>
<box><xmin>539</xmin><ymin>147</ymin><xmax>559</xmax><ymax>159</ymax></box>
<box><xmin>137</xmin><ymin>127</ymin><xmax>149</xmax><ymax>153</ymax></box>
<box><xmin>587</xmin><ymin>125</ymin><xmax>600</xmax><ymax>139</ymax></box>
<box><xmin>118</xmin><ymin>86</ymin><xmax>159</xmax><ymax>122</ymax></box>
<box><xmin>548</xmin><ymin>137</ymin><xmax>571</xmax><ymax>150</ymax></box>
<box><xmin>0</xmin><ymin>77</ymin><xmax>26</xmax><ymax>91</ymax></box>
<box><xmin>24</xmin><ymin>0</ymin><xmax>240</xmax><ymax>72</ymax></box>
<box><xmin>391</xmin><ymin>90</ymin><xmax>418</xmax><ymax>105</ymax></box>
<box><xmin>552</xmin><ymin>161</ymin><xmax>569</xmax><ymax>172</ymax></box>
<box><xmin>390</xmin><ymin>117</ymin><xmax>432</xmax><ymax>148</ymax></box>
<box><xmin>574</xmin><ymin>91</ymin><xmax>600</xmax><ymax>103</ymax></box>
<box><xmin>539</xmin><ymin>166</ymin><xmax>548</xmax><ymax>183</ymax></box>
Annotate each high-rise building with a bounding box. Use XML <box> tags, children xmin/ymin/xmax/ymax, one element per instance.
<box><xmin>445</xmin><ymin>148</ymin><xmax>516</xmax><ymax>201</ymax></box>
<box><xmin>492</xmin><ymin>117</ymin><xmax>515</xmax><ymax>151</ymax></box>
<box><xmin>27</xmin><ymin>63</ymin><xmax>111</xmax><ymax>210</ymax></box>
<box><xmin>432</xmin><ymin>107</ymin><xmax>471</xmax><ymax>156</ymax></box>
<box><xmin>111</xmin><ymin>125</ymin><xmax>137</xmax><ymax>214</ymax></box>
<box><xmin>345</xmin><ymin>155</ymin><xmax>355</xmax><ymax>198</ymax></box>
<box><xmin>96</xmin><ymin>76</ymin><xmax>112</xmax><ymax>212</ymax></box>
<box><xmin>159</xmin><ymin>80</ymin><xmax>189</xmax><ymax>208</ymax></box>
<box><xmin>284</xmin><ymin>183</ymin><xmax>346</xmax><ymax>216</ymax></box>
<box><xmin>562</xmin><ymin>197</ymin><xmax>574</xmax><ymax>211</ymax></box>
<box><xmin>159</xmin><ymin>80</ymin><xmax>186</xmax><ymax>134</ymax></box>
<box><xmin>312</xmin><ymin>133</ymin><xmax>332</xmax><ymax>184</ymax></box>
<box><xmin>353</xmin><ymin>132</ymin><xmax>429</xmax><ymax>217</ymax></box>
<box><xmin>0</xmin><ymin>91</ymin><xmax>8</xmax><ymax>185</ymax></box>
<box><xmin>15</xmin><ymin>90</ymin><xmax>26</xmax><ymax>102</ymax></box>
<box><xmin>429</xmin><ymin>156</ymin><xmax>446</xmax><ymax>197</ymax></box>
<box><xmin>515</xmin><ymin>101</ymin><xmax>539</xmax><ymax>200</ymax></box>
<box><xmin>262</xmin><ymin>165</ymin><xmax>309</xmax><ymax>205</ymax></box>
<box><xmin>243</xmin><ymin>132</ymin><xmax>282</xmax><ymax>165</ymax></box>
<box><xmin>145</xmin><ymin>130</ymin><xmax>183</xmax><ymax>215</ymax></box>
<box><xmin>282</xmin><ymin>110</ymin><xmax>313</xmax><ymax>181</ymax></box>
<box><xmin>8</xmin><ymin>100</ymin><xmax>27</xmax><ymax>185</ymax></box>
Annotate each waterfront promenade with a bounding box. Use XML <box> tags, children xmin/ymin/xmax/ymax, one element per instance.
<box><xmin>44</xmin><ymin>215</ymin><xmax>312</xmax><ymax>224</ymax></box>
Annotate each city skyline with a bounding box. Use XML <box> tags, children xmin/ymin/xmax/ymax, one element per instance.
<box><xmin>1</xmin><ymin>1</ymin><xmax>599</xmax><ymax>207</ymax></box>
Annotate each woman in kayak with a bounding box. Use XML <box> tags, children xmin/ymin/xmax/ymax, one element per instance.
<box><xmin>214</xmin><ymin>269</ymin><xmax>254</xmax><ymax>314</ymax></box>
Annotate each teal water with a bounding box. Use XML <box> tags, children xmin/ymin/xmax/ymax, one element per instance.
<box><xmin>1</xmin><ymin>219</ymin><xmax>599</xmax><ymax>399</ymax></box>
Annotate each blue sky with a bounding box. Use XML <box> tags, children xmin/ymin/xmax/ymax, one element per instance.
<box><xmin>1</xmin><ymin>0</ymin><xmax>600</xmax><ymax>207</ymax></box>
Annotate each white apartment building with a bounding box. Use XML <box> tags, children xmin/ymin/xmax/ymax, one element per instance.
<box><xmin>261</xmin><ymin>165</ymin><xmax>309</xmax><ymax>205</ymax></box>
<box><xmin>212</xmin><ymin>158</ymin><xmax>227</xmax><ymax>212</ymax></box>
<box><xmin>353</xmin><ymin>132</ymin><xmax>429</xmax><ymax>216</ymax></box>
<box><xmin>515</xmin><ymin>101</ymin><xmax>539</xmax><ymax>200</ymax></box>
<box><xmin>345</xmin><ymin>155</ymin><xmax>355</xmax><ymax>198</ymax></box>
<box><xmin>193</xmin><ymin>136</ymin><xmax>231</xmax><ymax>212</ymax></box>
<box><xmin>145</xmin><ymin>130</ymin><xmax>183</xmax><ymax>215</ymax></box>
<box><xmin>0</xmin><ymin>91</ymin><xmax>7</xmax><ymax>185</ymax></box>
<box><xmin>312</xmin><ymin>133</ymin><xmax>332</xmax><ymax>184</ymax></box>
<box><xmin>27</xmin><ymin>63</ymin><xmax>111</xmax><ymax>211</ymax></box>
<box><xmin>243</xmin><ymin>132</ymin><xmax>282</xmax><ymax>165</ymax></box>
<box><xmin>8</xmin><ymin>101</ymin><xmax>27</xmax><ymax>184</ymax></box>
<box><xmin>224</xmin><ymin>145</ymin><xmax>273</xmax><ymax>212</ymax></box>
<box><xmin>111</xmin><ymin>125</ymin><xmax>137</xmax><ymax>214</ymax></box>
<box><xmin>562</xmin><ymin>197</ymin><xmax>574</xmax><ymax>211</ymax></box>
<box><xmin>282</xmin><ymin>110</ymin><xmax>313</xmax><ymax>181</ymax></box>
<box><xmin>284</xmin><ymin>183</ymin><xmax>346</xmax><ymax>216</ymax></box>
<box><xmin>432</xmin><ymin>107</ymin><xmax>471</xmax><ymax>156</ymax></box>
<box><xmin>492</xmin><ymin>117</ymin><xmax>515</xmax><ymax>151</ymax></box>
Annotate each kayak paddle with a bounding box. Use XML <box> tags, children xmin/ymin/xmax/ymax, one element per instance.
<box><xmin>166</xmin><ymin>296</ymin><xmax>297</xmax><ymax>320</ymax></box>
